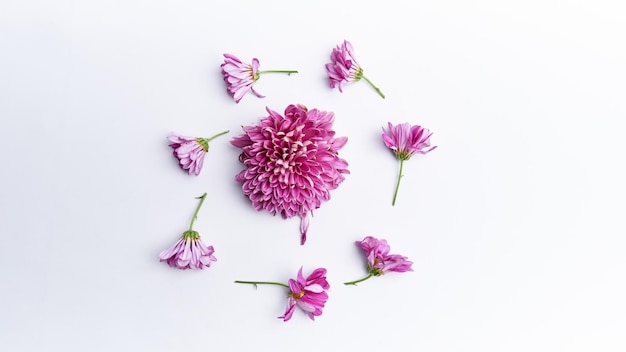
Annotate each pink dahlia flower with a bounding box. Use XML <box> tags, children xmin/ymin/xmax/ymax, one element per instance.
<box><xmin>159</xmin><ymin>193</ymin><xmax>217</xmax><ymax>270</ymax></box>
<box><xmin>344</xmin><ymin>236</ymin><xmax>413</xmax><ymax>285</ymax></box>
<box><xmin>231</xmin><ymin>104</ymin><xmax>349</xmax><ymax>245</ymax></box>
<box><xmin>221</xmin><ymin>53</ymin><xmax>297</xmax><ymax>103</ymax></box>
<box><xmin>325</xmin><ymin>40</ymin><xmax>385</xmax><ymax>98</ymax></box>
<box><xmin>235</xmin><ymin>266</ymin><xmax>330</xmax><ymax>322</ymax></box>
<box><xmin>168</xmin><ymin>130</ymin><xmax>229</xmax><ymax>175</ymax></box>
<box><xmin>382</xmin><ymin>122</ymin><xmax>436</xmax><ymax>206</ymax></box>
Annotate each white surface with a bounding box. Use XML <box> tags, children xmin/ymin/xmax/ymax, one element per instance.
<box><xmin>1</xmin><ymin>1</ymin><xmax>625</xmax><ymax>351</ymax></box>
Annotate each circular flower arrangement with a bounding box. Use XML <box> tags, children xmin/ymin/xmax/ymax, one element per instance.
<box><xmin>230</xmin><ymin>104</ymin><xmax>350</xmax><ymax>245</ymax></box>
<box><xmin>160</xmin><ymin>43</ymin><xmax>433</xmax><ymax>323</ymax></box>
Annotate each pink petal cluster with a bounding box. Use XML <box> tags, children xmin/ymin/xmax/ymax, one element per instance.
<box><xmin>382</xmin><ymin>122</ymin><xmax>437</xmax><ymax>160</ymax></box>
<box><xmin>231</xmin><ymin>104</ymin><xmax>349</xmax><ymax>245</ymax></box>
<box><xmin>221</xmin><ymin>53</ymin><xmax>264</xmax><ymax>103</ymax></box>
<box><xmin>159</xmin><ymin>231</ymin><xmax>217</xmax><ymax>270</ymax></box>
<box><xmin>279</xmin><ymin>267</ymin><xmax>330</xmax><ymax>322</ymax></box>
<box><xmin>325</xmin><ymin>40</ymin><xmax>362</xmax><ymax>92</ymax></box>
<box><xmin>168</xmin><ymin>133</ymin><xmax>208</xmax><ymax>175</ymax></box>
<box><xmin>357</xmin><ymin>236</ymin><xmax>413</xmax><ymax>275</ymax></box>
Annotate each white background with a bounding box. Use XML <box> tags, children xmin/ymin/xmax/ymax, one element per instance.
<box><xmin>1</xmin><ymin>1</ymin><xmax>625</xmax><ymax>351</ymax></box>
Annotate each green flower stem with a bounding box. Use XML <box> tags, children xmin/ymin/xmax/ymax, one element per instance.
<box><xmin>197</xmin><ymin>130</ymin><xmax>229</xmax><ymax>152</ymax></box>
<box><xmin>344</xmin><ymin>274</ymin><xmax>373</xmax><ymax>286</ymax></box>
<box><xmin>205</xmin><ymin>130</ymin><xmax>229</xmax><ymax>142</ymax></box>
<box><xmin>361</xmin><ymin>75</ymin><xmax>385</xmax><ymax>99</ymax></box>
<box><xmin>392</xmin><ymin>159</ymin><xmax>404</xmax><ymax>206</ymax></box>
<box><xmin>234</xmin><ymin>280</ymin><xmax>289</xmax><ymax>289</ymax></box>
<box><xmin>257</xmin><ymin>70</ymin><xmax>298</xmax><ymax>76</ymax></box>
<box><xmin>188</xmin><ymin>193</ymin><xmax>207</xmax><ymax>231</ymax></box>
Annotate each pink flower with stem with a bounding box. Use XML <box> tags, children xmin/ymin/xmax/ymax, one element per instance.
<box><xmin>344</xmin><ymin>236</ymin><xmax>413</xmax><ymax>286</ymax></box>
<box><xmin>231</xmin><ymin>104</ymin><xmax>349</xmax><ymax>245</ymax></box>
<box><xmin>235</xmin><ymin>267</ymin><xmax>330</xmax><ymax>322</ymax></box>
<box><xmin>168</xmin><ymin>130</ymin><xmax>229</xmax><ymax>175</ymax></box>
<box><xmin>325</xmin><ymin>40</ymin><xmax>385</xmax><ymax>99</ymax></box>
<box><xmin>221</xmin><ymin>53</ymin><xmax>298</xmax><ymax>103</ymax></box>
<box><xmin>159</xmin><ymin>193</ymin><xmax>217</xmax><ymax>270</ymax></box>
<box><xmin>382</xmin><ymin>122</ymin><xmax>436</xmax><ymax>206</ymax></box>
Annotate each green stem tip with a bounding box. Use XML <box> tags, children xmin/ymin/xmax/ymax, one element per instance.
<box><xmin>197</xmin><ymin>130</ymin><xmax>229</xmax><ymax>151</ymax></box>
<box><xmin>234</xmin><ymin>280</ymin><xmax>289</xmax><ymax>289</ymax></box>
<box><xmin>257</xmin><ymin>70</ymin><xmax>299</xmax><ymax>78</ymax></box>
<box><xmin>361</xmin><ymin>75</ymin><xmax>385</xmax><ymax>99</ymax></box>
<box><xmin>188</xmin><ymin>193</ymin><xmax>207</xmax><ymax>231</ymax></box>
<box><xmin>344</xmin><ymin>273</ymin><xmax>373</xmax><ymax>286</ymax></box>
<box><xmin>205</xmin><ymin>130</ymin><xmax>229</xmax><ymax>142</ymax></box>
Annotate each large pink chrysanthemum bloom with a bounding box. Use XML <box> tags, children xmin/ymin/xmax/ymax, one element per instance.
<box><xmin>280</xmin><ymin>267</ymin><xmax>330</xmax><ymax>321</ymax></box>
<box><xmin>231</xmin><ymin>104</ymin><xmax>349</xmax><ymax>245</ymax></box>
<box><xmin>344</xmin><ymin>236</ymin><xmax>413</xmax><ymax>285</ymax></box>
<box><xmin>221</xmin><ymin>53</ymin><xmax>298</xmax><ymax>103</ymax></box>
<box><xmin>382</xmin><ymin>122</ymin><xmax>436</xmax><ymax>206</ymax></box>
<box><xmin>168</xmin><ymin>131</ymin><xmax>229</xmax><ymax>175</ymax></box>
<box><xmin>325</xmin><ymin>40</ymin><xmax>385</xmax><ymax>99</ymax></box>
<box><xmin>234</xmin><ymin>266</ymin><xmax>330</xmax><ymax>322</ymax></box>
<box><xmin>159</xmin><ymin>193</ymin><xmax>217</xmax><ymax>270</ymax></box>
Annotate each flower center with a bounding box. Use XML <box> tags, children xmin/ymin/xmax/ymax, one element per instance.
<box><xmin>395</xmin><ymin>151</ymin><xmax>411</xmax><ymax>161</ymax></box>
<box><xmin>290</xmin><ymin>291</ymin><xmax>305</xmax><ymax>299</ymax></box>
<box><xmin>271</xmin><ymin>131</ymin><xmax>308</xmax><ymax>178</ymax></box>
<box><xmin>196</xmin><ymin>138</ymin><xmax>209</xmax><ymax>152</ymax></box>
<box><xmin>354</xmin><ymin>67</ymin><xmax>364</xmax><ymax>81</ymax></box>
<box><xmin>182</xmin><ymin>230</ymin><xmax>200</xmax><ymax>239</ymax></box>
<box><xmin>369</xmin><ymin>258</ymin><xmax>384</xmax><ymax>276</ymax></box>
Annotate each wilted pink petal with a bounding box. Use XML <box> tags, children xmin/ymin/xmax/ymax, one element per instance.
<box><xmin>325</xmin><ymin>40</ymin><xmax>385</xmax><ymax>98</ymax></box>
<box><xmin>168</xmin><ymin>131</ymin><xmax>228</xmax><ymax>175</ymax></box>
<box><xmin>159</xmin><ymin>193</ymin><xmax>217</xmax><ymax>270</ymax></box>
<box><xmin>159</xmin><ymin>230</ymin><xmax>217</xmax><ymax>270</ymax></box>
<box><xmin>345</xmin><ymin>236</ymin><xmax>413</xmax><ymax>285</ymax></box>
<box><xmin>221</xmin><ymin>54</ymin><xmax>263</xmax><ymax>103</ymax></box>
<box><xmin>382</xmin><ymin>122</ymin><xmax>436</xmax><ymax>205</ymax></box>
<box><xmin>356</xmin><ymin>236</ymin><xmax>413</xmax><ymax>274</ymax></box>
<box><xmin>279</xmin><ymin>267</ymin><xmax>330</xmax><ymax>321</ymax></box>
<box><xmin>382</xmin><ymin>122</ymin><xmax>437</xmax><ymax>160</ymax></box>
<box><xmin>235</xmin><ymin>267</ymin><xmax>330</xmax><ymax>322</ymax></box>
<box><xmin>168</xmin><ymin>133</ymin><xmax>207</xmax><ymax>175</ymax></box>
<box><xmin>221</xmin><ymin>54</ymin><xmax>297</xmax><ymax>103</ymax></box>
<box><xmin>325</xmin><ymin>40</ymin><xmax>361</xmax><ymax>92</ymax></box>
